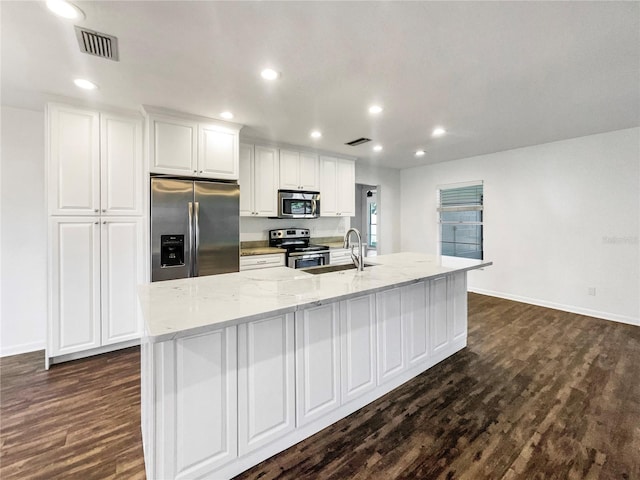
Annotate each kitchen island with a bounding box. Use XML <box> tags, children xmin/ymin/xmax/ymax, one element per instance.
<box><xmin>138</xmin><ymin>253</ymin><xmax>491</xmax><ymax>480</ymax></box>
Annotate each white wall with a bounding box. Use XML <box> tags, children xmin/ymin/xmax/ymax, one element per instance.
<box><xmin>1</xmin><ymin>105</ymin><xmax>47</xmax><ymax>355</ymax></box>
<box><xmin>240</xmin><ymin>216</ymin><xmax>350</xmax><ymax>242</ymax></box>
<box><xmin>355</xmin><ymin>163</ymin><xmax>401</xmax><ymax>254</ymax></box>
<box><xmin>401</xmin><ymin>128</ymin><xmax>640</xmax><ymax>325</ymax></box>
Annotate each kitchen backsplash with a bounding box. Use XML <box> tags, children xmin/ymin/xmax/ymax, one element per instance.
<box><xmin>240</xmin><ymin>216</ymin><xmax>351</xmax><ymax>242</ymax></box>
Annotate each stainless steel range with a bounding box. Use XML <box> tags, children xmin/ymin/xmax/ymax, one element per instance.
<box><xmin>269</xmin><ymin>228</ymin><xmax>330</xmax><ymax>269</ymax></box>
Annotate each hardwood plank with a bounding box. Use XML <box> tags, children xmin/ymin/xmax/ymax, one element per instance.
<box><xmin>1</xmin><ymin>294</ymin><xmax>638</xmax><ymax>479</ymax></box>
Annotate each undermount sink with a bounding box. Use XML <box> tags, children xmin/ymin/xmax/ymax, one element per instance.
<box><xmin>302</xmin><ymin>263</ymin><xmax>375</xmax><ymax>275</ymax></box>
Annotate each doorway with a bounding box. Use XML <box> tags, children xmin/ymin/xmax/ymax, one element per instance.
<box><xmin>354</xmin><ymin>184</ymin><xmax>378</xmax><ymax>257</ymax></box>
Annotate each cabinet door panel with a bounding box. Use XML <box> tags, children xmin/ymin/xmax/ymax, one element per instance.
<box><xmin>238</xmin><ymin>314</ymin><xmax>295</xmax><ymax>455</ymax></box>
<box><xmin>299</xmin><ymin>152</ymin><xmax>319</xmax><ymax>191</ymax></box>
<box><xmin>239</xmin><ymin>143</ymin><xmax>254</xmax><ymax>216</ymax></box>
<box><xmin>320</xmin><ymin>156</ymin><xmax>337</xmax><ymax>216</ymax></box>
<box><xmin>430</xmin><ymin>276</ymin><xmax>449</xmax><ymax>354</ymax></box>
<box><xmin>100</xmin><ymin>113</ymin><xmax>143</xmax><ymax>215</ymax></box>
<box><xmin>450</xmin><ymin>272</ymin><xmax>468</xmax><ymax>342</ymax></box>
<box><xmin>50</xmin><ymin>218</ymin><xmax>100</xmax><ymax>355</ymax></box>
<box><xmin>340</xmin><ymin>295</ymin><xmax>376</xmax><ymax>403</ymax></box>
<box><xmin>151</xmin><ymin>116</ymin><xmax>197</xmax><ymax>174</ymax></box>
<box><xmin>279</xmin><ymin>149</ymin><xmax>300</xmax><ymax>190</ymax></box>
<box><xmin>336</xmin><ymin>159</ymin><xmax>355</xmax><ymax>216</ymax></box>
<box><xmin>254</xmin><ymin>146</ymin><xmax>279</xmax><ymax>216</ymax></box>
<box><xmin>403</xmin><ymin>282</ymin><xmax>430</xmax><ymax>367</ymax></box>
<box><xmin>376</xmin><ymin>288</ymin><xmax>405</xmax><ymax>383</ymax></box>
<box><xmin>296</xmin><ymin>303</ymin><xmax>341</xmax><ymax>425</ymax></box>
<box><xmin>174</xmin><ymin>328</ymin><xmax>237</xmax><ymax>478</ymax></box>
<box><xmin>198</xmin><ymin>124</ymin><xmax>238</xmax><ymax>180</ymax></box>
<box><xmin>48</xmin><ymin>105</ymin><xmax>100</xmax><ymax>215</ymax></box>
<box><xmin>101</xmin><ymin>218</ymin><xmax>144</xmax><ymax>345</ymax></box>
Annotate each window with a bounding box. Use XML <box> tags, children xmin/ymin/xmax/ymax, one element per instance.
<box><xmin>368</xmin><ymin>196</ymin><xmax>377</xmax><ymax>248</ymax></box>
<box><xmin>438</xmin><ymin>182</ymin><xmax>483</xmax><ymax>259</ymax></box>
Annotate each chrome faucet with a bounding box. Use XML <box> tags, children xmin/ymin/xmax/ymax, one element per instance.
<box><xmin>343</xmin><ymin>228</ymin><xmax>365</xmax><ymax>271</ymax></box>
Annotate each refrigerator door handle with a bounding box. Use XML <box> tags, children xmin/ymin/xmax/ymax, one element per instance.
<box><xmin>188</xmin><ymin>201</ymin><xmax>194</xmax><ymax>277</ymax></box>
<box><xmin>193</xmin><ymin>201</ymin><xmax>200</xmax><ymax>276</ymax></box>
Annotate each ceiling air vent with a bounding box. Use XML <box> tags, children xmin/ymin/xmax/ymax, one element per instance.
<box><xmin>345</xmin><ymin>137</ymin><xmax>371</xmax><ymax>147</ymax></box>
<box><xmin>74</xmin><ymin>26</ymin><xmax>119</xmax><ymax>61</ymax></box>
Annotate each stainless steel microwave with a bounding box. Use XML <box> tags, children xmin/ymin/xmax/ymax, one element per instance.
<box><xmin>277</xmin><ymin>190</ymin><xmax>320</xmax><ymax>218</ymax></box>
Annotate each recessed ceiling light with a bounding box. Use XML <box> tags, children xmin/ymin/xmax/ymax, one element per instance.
<box><xmin>415</xmin><ymin>150</ymin><xmax>426</xmax><ymax>157</ymax></box>
<box><xmin>432</xmin><ymin>127</ymin><xmax>446</xmax><ymax>137</ymax></box>
<box><xmin>73</xmin><ymin>78</ymin><xmax>98</xmax><ymax>90</ymax></box>
<box><xmin>46</xmin><ymin>0</ymin><xmax>85</xmax><ymax>19</ymax></box>
<box><xmin>369</xmin><ymin>105</ymin><xmax>383</xmax><ymax>115</ymax></box>
<box><xmin>310</xmin><ymin>130</ymin><xmax>322</xmax><ymax>139</ymax></box>
<box><xmin>220</xmin><ymin>111</ymin><xmax>234</xmax><ymax>120</ymax></box>
<box><xmin>373</xmin><ymin>145</ymin><xmax>383</xmax><ymax>152</ymax></box>
<box><xmin>261</xmin><ymin>68</ymin><xmax>280</xmax><ymax>80</ymax></box>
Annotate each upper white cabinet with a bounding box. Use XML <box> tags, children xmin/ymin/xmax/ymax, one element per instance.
<box><xmin>198</xmin><ymin>123</ymin><xmax>239</xmax><ymax>179</ymax></box>
<box><xmin>146</xmin><ymin>107</ymin><xmax>241</xmax><ymax>180</ymax></box>
<box><xmin>279</xmin><ymin>149</ymin><xmax>319</xmax><ymax>191</ymax></box>
<box><xmin>48</xmin><ymin>104</ymin><xmax>143</xmax><ymax>216</ymax></box>
<box><xmin>239</xmin><ymin>143</ymin><xmax>279</xmax><ymax>217</ymax></box>
<box><xmin>320</xmin><ymin>156</ymin><xmax>355</xmax><ymax>217</ymax></box>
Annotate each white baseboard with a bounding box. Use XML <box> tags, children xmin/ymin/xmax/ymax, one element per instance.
<box><xmin>0</xmin><ymin>340</ymin><xmax>46</xmax><ymax>358</ymax></box>
<box><xmin>468</xmin><ymin>287</ymin><xmax>640</xmax><ymax>327</ymax></box>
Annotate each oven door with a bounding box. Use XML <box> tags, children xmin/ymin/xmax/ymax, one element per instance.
<box><xmin>288</xmin><ymin>252</ymin><xmax>329</xmax><ymax>269</ymax></box>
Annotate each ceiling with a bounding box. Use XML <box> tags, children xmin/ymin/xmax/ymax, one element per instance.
<box><xmin>2</xmin><ymin>1</ymin><xmax>639</xmax><ymax>169</ymax></box>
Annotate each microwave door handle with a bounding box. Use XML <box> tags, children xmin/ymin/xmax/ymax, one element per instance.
<box><xmin>311</xmin><ymin>199</ymin><xmax>317</xmax><ymax>216</ymax></box>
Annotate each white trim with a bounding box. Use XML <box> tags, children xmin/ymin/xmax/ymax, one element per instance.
<box><xmin>469</xmin><ymin>287</ymin><xmax>640</xmax><ymax>327</ymax></box>
<box><xmin>0</xmin><ymin>341</ymin><xmax>46</xmax><ymax>358</ymax></box>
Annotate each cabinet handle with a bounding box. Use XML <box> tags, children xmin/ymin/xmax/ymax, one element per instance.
<box><xmin>102</xmin><ymin>209</ymin><xmax>106</xmax><ymax>213</ymax></box>
<box><xmin>94</xmin><ymin>221</ymin><xmax>99</xmax><ymax>225</ymax></box>
<box><xmin>257</xmin><ymin>260</ymin><xmax>267</xmax><ymax>264</ymax></box>
<box><xmin>94</xmin><ymin>209</ymin><xmax>99</xmax><ymax>212</ymax></box>
<box><xmin>103</xmin><ymin>221</ymin><xmax>107</xmax><ymax>224</ymax></box>
<box><xmin>193</xmin><ymin>170</ymin><xmax>197</xmax><ymax>174</ymax></box>
<box><xmin>199</xmin><ymin>170</ymin><xmax>203</xmax><ymax>174</ymax></box>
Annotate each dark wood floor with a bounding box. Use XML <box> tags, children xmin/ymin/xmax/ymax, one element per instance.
<box><xmin>1</xmin><ymin>294</ymin><xmax>638</xmax><ymax>480</ymax></box>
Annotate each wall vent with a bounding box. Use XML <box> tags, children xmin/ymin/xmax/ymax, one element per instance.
<box><xmin>345</xmin><ymin>137</ymin><xmax>371</xmax><ymax>146</ymax></box>
<box><xmin>74</xmin><ymin>26</ymin><xmax>119</xmax><ymax>61</ymax></box>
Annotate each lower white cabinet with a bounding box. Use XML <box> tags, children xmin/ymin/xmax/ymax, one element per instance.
<box><xmin>403</xmin><ymin>281</ymin><xmax>430</xmax><ymax>367</ymax></box>
<box><xmin>340</xmin><ymin>295</ymin><xmax>377</xmax><ymax>404</ymax></box>
<box><xmin>430</xmin><ymin>276</ymin><xmax>450</xmax><ymax>355</ymax></box>
<box><xmin>49</xmin><ymin>217</ymin><xmax>144</xmax><ymax>357</ymax></box>
<box><xmin>238</xmin><ymin>314</ymin><xmax>296</xmax><ymax>455</ymax></box>
<box><xmin>239</xmin><ymin>253</ymin><xmax>285</xmax><ymax>271</ymax></box>
<box><xmin>450</xmin><ymin>272</ymin><xmax>468</xmax><ymax>342</ymax></box>
<box><xmin>376</xmin><ymin>288</ymin><xmax>406</xmax><ymax>384</ymax></box>
<box><xmin>295</xmin><ymin>303</ymin><xmax>341</xmax><ymax>426</ymax></box>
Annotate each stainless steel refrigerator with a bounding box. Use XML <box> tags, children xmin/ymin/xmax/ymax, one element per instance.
<box><xmin>151</xmin><ymin>177</ymin><xmax>239</xmax><ymax>282</ymax></box>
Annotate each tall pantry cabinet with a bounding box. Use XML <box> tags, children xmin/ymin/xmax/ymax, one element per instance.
<box><xmin>46</xmin><ymin>104</ymin><xmax>145</xmax><ymax>367</ymax></box>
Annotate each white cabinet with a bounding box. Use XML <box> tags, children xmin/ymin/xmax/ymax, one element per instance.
<box><xmin>100</xmin><ymin>218</ymin><xmax>145</xmax><ymax>345</ymax></box>
<box><xmin>239</xmin><ymin>143</ymin><xmax>279</xmax><ymax>217</ymax></box>
<box><xmin>238</xmin><ymin>314</ymin><xmax>295</xmax><ymax>455</ymax></box>
<box><xmin>403</xmin><ymin>281</ymin><xmax>430</xmax><ymax>368</ymax></box>
<box><xmin>319</xmin><ymin>156</ymin><xmax>355</xmax><ymax>217</ymax></box>
<box><xmin>198</xmin><ymin>123</ymin><xmax>239</xmax><ymax>180</ymax></box>
<box><xmin>340</xmin><ymin>295</ymin><xmax>377</xmax><ymax>404</ymax></box>
<box><xmin>430</xmin><ymin>276</ymin><xmax>450</xmax><ymax>355</ymax></box>
<box><xmin>279</xmin><ymin>149</ymin><xmax>319</xmax><ymax>191</ymax></box>
<box><xmin>239</xmin><ymin>253</ymin><xmax>285</xmax><ymax>271</ymax></box>
<box><xmin>295</xmin><ymin>303</ymin><xmax>341</xmax><ymax>426</ymax></box>
<box><xmin>147</xmin><ymin>109</ymin><xmax>241</xmax><ymax>180</ymax></box>
<box><xmin>450</xmin><ymin>272</ymin><xmax>468</xmax><ymax>343</ymax></box>
<box><xmin>48</xmin><ymin>104</ymin><xmax>143</xmax><ymax>216</ymax></box>
<box><xmin>330</xmin><ymin>248</ymin><xmax>351</xmax><ymax>265</ymax></box>
<box><xmin>376</xmin><ymin>287</ymin><xmax>406</xmax><ymax>384</ymax></box>
<box><xmin>49</xmin><ymin>217</ymin><xmax>144</xmax><ymax>355</ymax></box>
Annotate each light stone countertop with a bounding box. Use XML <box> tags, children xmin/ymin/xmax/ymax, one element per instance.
<box><xmin>240</xmin><ymin>247</ymin><xmax>285</xmax><ymax>256</ymax></box>
<box><xmin>138</xmin><ymin>252</ymin><xmax>492</xmax><ymax>343</ymax></box>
